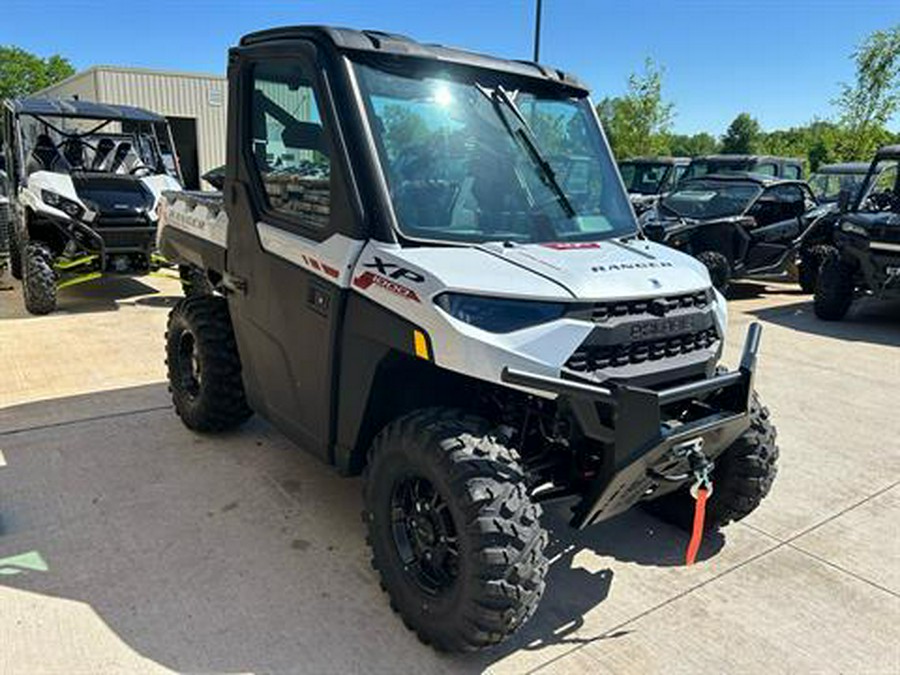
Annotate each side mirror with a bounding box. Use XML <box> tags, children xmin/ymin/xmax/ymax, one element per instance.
<box><xmin>837</xmin><ymin>188</ymin><xmax>852</xmax><ymax>213</ymax></box>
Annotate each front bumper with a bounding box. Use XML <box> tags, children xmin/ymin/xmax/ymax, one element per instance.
<box><xmin>502</xmin><ymin>322</ymin><xmax>762</xmax><ymax>528</ymax></box>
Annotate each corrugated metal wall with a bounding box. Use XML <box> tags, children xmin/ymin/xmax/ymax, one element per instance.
<box><xmin>38</xmin><ymin>67</ymin><xmax>227</xmax><ymax>188</ymax></box>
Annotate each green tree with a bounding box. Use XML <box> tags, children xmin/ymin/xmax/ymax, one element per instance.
<box><xmin>596</xmin><ymin>58</ymin><xmax>674</xmax><ymax>158</ymax></box>
<box><xmin>0</xmin><ymin>46</ymin><xmax>75</xmax><ymax>98</ymax></box>
<box><xmin>835</xmin><ymin>25</ymin><xmax>900</xmax><ymax>159</ymax></box>
<box><xmin>721</xmin><ymin>113</ymin><xmax>762</xmax><ymax>154</ymax></box>
<box><xmin>668</xmin><ymin>132</ymin><xmax>719</xmax><ymax>157</ymax></box>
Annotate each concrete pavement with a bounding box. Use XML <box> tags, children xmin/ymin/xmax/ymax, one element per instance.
<box><xmin>0</xmin><ymin>276</ymin><xmax>898</xmax><ymax>674</ymax></box>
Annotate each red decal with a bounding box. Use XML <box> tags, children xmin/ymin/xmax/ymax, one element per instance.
<box><xmin>308</xmin><ymin>258</ymin><xmax>322</xmax><ymax>271</ymax></box>
<box><xmin>353</xmin><ymin>271</ymin><xmax>420</xmax><ymax>302</ymax></box>
<box><xmin>541</xmin><ymin>242</ymin><xmax>602</xmax><ymax>250</ymax></box>
<box><xmin>322</xmin><ymin>264</ymin><xmax>340</xmax><ymax>279</ymax></box>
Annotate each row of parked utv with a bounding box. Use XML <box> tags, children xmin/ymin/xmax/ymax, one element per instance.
<box><xmin>619</xmin><ymin>150</ymin><xmax>900</xmax><ymax>321</ymax></box>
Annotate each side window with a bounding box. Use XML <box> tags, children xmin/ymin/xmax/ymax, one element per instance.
<box><xmin>249</xmin><ymin>60</ymin><xmax>331</xmax><ymax>230</ymax></box>
<box><xmin>783</xmin><ymin>164</ymin><xmax>801</xmax><ymax>180</ymax></box>
<box><xmin>754</xmin><ymin>163</ymin><xmax>777</xmax><ymax>176</ymax></box>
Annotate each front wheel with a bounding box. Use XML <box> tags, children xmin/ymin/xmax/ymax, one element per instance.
<box><xmin>814</xmin><ymin>254</ymin><xmax>854</xmax><ymax>321</ymax></box>
<box><xmin>364</xmin><ymin>409</ymin><xmax>548</xmax><ymax>652</ymax></box>
<box><xmin>22</xmin><ymin>242</ymin><xmax>57</xmax><ymax>315</ymax></box>
<box><xmin>644</xmin><ymin>393</ymin><xmax>779</xmax><ymax>531</ymax></box>
<box><xmin>798</xmin><ymin>244</ymin><xmax>835</xmax><ymax>293</ymax></box>
<box><xmin>695</xmin><ymin>250</ymin><xmax>732</xmax><ymax>296</ymax></box>
<box><xmin>165</xmin><ymin>295</ymin><xmax>252</xmax><ymax>431</ymax></box>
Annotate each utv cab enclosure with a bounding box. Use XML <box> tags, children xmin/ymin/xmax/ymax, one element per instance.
<box><xmin>158</xmin><ymin>26</ymin><xmax>779</xmax><ymax>652</ymax></box>
<box><xmin>682</xmin><ymin>154</ymin><xmax>804</xmax><ymax>182</ymax></box>
<box><xmin>618</xmin><ymin>156</ymin><xmax>689</xmax><ymax>215</ymax></box>
<box><xmin>2</xmin><ymin>98</ymin><xmax>182</xmax><ymax>313</ymax></box>
<box><xmin>815</xmin><ymin>145</ymin><xmax>900</xmax><ymax>320</ymax></box>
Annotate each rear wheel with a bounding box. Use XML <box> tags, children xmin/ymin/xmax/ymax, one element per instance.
<box><xmin>644</xmin><ymin>393</ymin><xmax>779</xmax><ymax>532</ymax></box>
<box><xmin>165</xmin><ymin>295</ymin><xmax>251</xmax><ymax>431</ymax></box>
<box><xmin>364</xmin><ymin>408</ymin><xmax>548</xmax><ymax>652</ymax></box>
<box><xmin>179</xmin><ymin>264</ymin><xmax>213</xmax><ymax>297</ymax></box>
<box><xmin>814</xmin><ymin>253</ymin><xmax>854</xmax><ymax>321</ymax></box>
<box><xmin>798</xmin><ymin>244</ymin><xmax>835</xmax><ymax>293</ymax></box>
<box><xmin>9</xmin><ymin>223</ymin><xmax>22</xmax><ymax>280</ymax></box>
<box><xmin>22</xmin><ymin>242</ymin><xmax>57</xmax><ymax>315</ymax></box>
<box><xmin>696</xmin><ymin>250</ymin><xmax>731</xmax><ymax>295</ymax></box>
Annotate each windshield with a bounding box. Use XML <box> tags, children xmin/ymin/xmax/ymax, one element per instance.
<box><xmin>619</xmin><ymin>162</ymin><xmax>671</xmax><ymax>195</ymax></box>
<box><xmin>809</xmin><ymin>171</ymin><xmax>867</xmax><ymax>203</ymax></box>
<box><xmin>858</xmin><ymin>157</ymin><xmax>900</xmax><ymax>210</ymax></box>
<box><xmin>17</xmin><ymin>114</ymin><xmax>170</xmax><ymax>177</ymax></box>
<box><xmin>682</xmin><ymin>159</ymin><xmax>753</xmax><ymax>181</ymax></box>
<box><xmin>661</xmin><ymin>180</ymin><xmax>762</xmax><ymax>219</ymax></box>
<box><xmin>354</xmin><ymin>62</ymin><xmax>635</xmax><ymax>244</ymax></box>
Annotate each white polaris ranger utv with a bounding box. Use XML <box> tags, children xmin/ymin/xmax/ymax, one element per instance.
<box><xmin>157</xmin><ymin>26</ymin><xmax>779</xmax><ymax>652</ymax></box>
<box><xmin>2</xmin><ymin>98</ymin><xmax>182</xmax><ymax>313</ymax></box>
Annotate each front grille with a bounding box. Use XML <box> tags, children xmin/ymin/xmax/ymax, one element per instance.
<box><xmin>588</xmin><ymin>290</ymin><xmax>710</xmax><ymax>322</ymax></box>
<box><xmin>93</xmin><ymin>217</ymin><xmax>156</xmax><ymax>251</ymax></box>
<box><xmin>566</xmin><ymin>328</ymin><xmax>719</xmax><ymax>372</ymax></box>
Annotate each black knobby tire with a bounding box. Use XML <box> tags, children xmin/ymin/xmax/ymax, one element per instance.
<box><xmin>8</xmin><ymin>222</ymin><xmax>22</xmax><ymax>280</ymax></box>
<box><xmin>180</xmin><ymin>264</ymin><xmax>214</xmax><ymax>297</ymax></box>
<box><xmin>814</xmin><ymin>253</ymin><xmax>854</xmax><ymax>321</ymax></box>
<box><xmin>644</xmin><ymin>393</ymin><xmax>779</xmax><ymax>532</ymax></box>
<box><xmin>364</xmin><ymin>409</ymin><xmax>548</xmax><ymax>652</ymax></box>
<box><xmin>695</xmin><ymin>250</ymin><xmax>732</xmax><ymax>295</ymax></box>
<box><xmin>22</xmin><ymin>242</ymin><xmax>57</xmax><ymax>315</ymax></box>
<box><xmin>165</xmin><ymin>295</ymin><xmax>252</xmax><ymax>431</ymax></box>
<box><xmin>798</xmin><ymin>244</ymin><xmax>835</xmax><ymax>294</ymax></box>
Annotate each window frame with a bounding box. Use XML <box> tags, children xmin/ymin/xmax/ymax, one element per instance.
<box><xmin>237</xmin><ymin>43</ymin><xmax>367</xmax><ymax>242</ymax></box>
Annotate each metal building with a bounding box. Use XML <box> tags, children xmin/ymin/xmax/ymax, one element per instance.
<box><xmin>36</xmin><ymin>66</ymin><xmax>227</xmax><ymax>189</ymax></box>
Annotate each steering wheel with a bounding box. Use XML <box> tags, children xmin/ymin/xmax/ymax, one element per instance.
<box><xmin>130</xmin><ymin>165</ymin><xmax>154</xmax><ymax>177</ymax></box>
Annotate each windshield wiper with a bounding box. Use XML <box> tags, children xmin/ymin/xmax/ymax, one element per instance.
<box><xmin>476</xmin><ymin>84</ymin><xmax>576</xmax><ymax>219</ymax></box>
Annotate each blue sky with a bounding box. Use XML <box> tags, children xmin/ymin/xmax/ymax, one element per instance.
<box><xmin>2</xmin><ymin>0</ymin><xmax>898</xmax><ymax>135</ymax></box>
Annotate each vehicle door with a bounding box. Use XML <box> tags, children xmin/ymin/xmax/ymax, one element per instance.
<box><xmin>744</xmin><ymin>184</ymin><xmax>806</xmax><ymax>270</ymax></box>
<box><xmin>224</xmin><ymin>42</ymin><xmax>365</xmax><ymax>462</ymax></box>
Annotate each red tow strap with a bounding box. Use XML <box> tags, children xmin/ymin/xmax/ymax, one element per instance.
<box><xmin>685</xmin><ymin>486</ymin><xmax>709</xmax><ymax>566</ymax></box>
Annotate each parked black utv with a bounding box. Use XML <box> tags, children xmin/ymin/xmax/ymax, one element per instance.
<box><xmin>618</xmin><ymin>156</ymin><xmax>689</xmax><ymax>215</ymax></box>
<box><xmin>815</xmin><ymin>145</ymin><xmax>900</xmax><ymax>320</ymax></box>
<box><xmin>643</xmin><ymin>173</ymin><xmax>823</xmax><ymax>294</ymax></box>
<box><xmin>682</xmin><ymin>155</ymin><xmax>804</xmax><ymax>182</ymax></box>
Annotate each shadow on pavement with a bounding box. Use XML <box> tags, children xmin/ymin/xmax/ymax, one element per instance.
<box><xmin>0</xmin><ymin>276</ymin><xmax>171</xmax><ymax>319</ymax></box>
<box><xmin>748</xmin><ymin>296</ymin><xmax>900</xmax><ymax>348</ymax></box>
<box><xmin>0</xmin><ymin>384</ymin><xmax>727</xmax><ymax>674</ymax></box>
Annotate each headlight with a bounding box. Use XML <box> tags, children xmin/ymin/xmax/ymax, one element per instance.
<box><xmin>41</xmin><ymin>190</ymin><xmax>84</xmax><ymax>219</ymax></box>
<box><xmin>435</xmin><ymin>293</ymin><xmax>565</xmax><ymax>333</ymax></box>
<box><xmin>840</xmin><ymin>221</ymin><xmax>868</xmax><ymax>237</ymax></box>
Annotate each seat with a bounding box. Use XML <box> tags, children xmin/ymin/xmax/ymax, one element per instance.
<box><xmin>62</xmin><ymin>138</ymin><xmax>86</xmax><ymax>169</ymax></box>
<box><xmin>92</xmin><ymin>138</ymin><xmax>116</xmax><ymax>170</ymax></box>
<box><xmin>26</xmin><ymin>134</ymin><xmax>67</xmax><ymax>174</ymax></box>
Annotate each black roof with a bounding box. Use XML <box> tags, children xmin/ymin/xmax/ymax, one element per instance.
<box><xmin>680</xmin><ymin>172</ymin><xmax>807</xmax><ymax>187</ymax></box>
<box><xmin>620</xmin><ymin>156</ymin><xmax>690</xmax><ymax>165</ymax></box>
<box><xmin>239</xmin><ymin>25</ymin><xmax>588</xmax><ymax>93</ymax></box>
<box><xmin>875</xmin><ymin>144</ymin><xmax>900</xmax><ymax>159</ymax></box>
<box><xmin>814</xmin><ymin>162</ymin><xmax>870</xmax><ymax>174</ymax></box>
<box><xmin>690</xmin><ymin>154</ymin><xmax>803</xmax><ymax>164</ymax></box>
<box><xmin>5</xmin><ymin>97</ymin><xmax>165</xmax><ymax>123</ymax></box>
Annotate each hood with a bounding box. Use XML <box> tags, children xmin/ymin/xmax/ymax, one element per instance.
<box><xmin>70</xmin><ymin>173</ymin><xmax>154</xmax><ymax>216</ymax></box>
<box><xmin>474</xmin><ymin>239</ymin><xmax>712</xmax><ymax>300</ymax></box>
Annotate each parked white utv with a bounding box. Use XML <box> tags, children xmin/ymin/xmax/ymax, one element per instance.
<box><xmin>157</xmin><ymin>26</ymin><xmax>780</xmax><ymax>652</ymax></box>
<box><xmin>2</xmin><ymin>98</ymin><xmax>182</xmax><ymax>313</ymax></box>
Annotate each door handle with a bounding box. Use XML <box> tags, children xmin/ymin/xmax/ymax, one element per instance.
<box><xmin>307</xmin><ymin>283</ymin><xmax>330</xmax><ymax>316</ymax></box>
